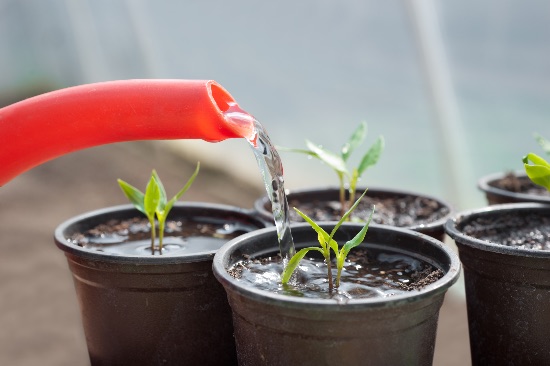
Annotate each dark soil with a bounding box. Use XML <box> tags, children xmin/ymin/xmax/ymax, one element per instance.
<box><xmin>68</xmin><ymin>216</ymin><xmax>260</xmax><ymax>257</ymax></box>
<box><xmin>490</xmin><ymin>172</ymin><xmax>550</xmax><ymax>197</ymax></box>
<box><xmin>228</xmin><ymin>248</ymin><xmax>444</xmax><ymax>300</ymax></box>
<box><xmin>289</xmin><ymin>195</ymin><xmax>449</xmax><ymax>227</ymax></box>
<box><xmin>460</xmin><ymin>213</ymin><xmax>550</xmax><ymax>250</ymax></box>
<box><xmin>70</xmin><ymin>217</ymin><xmax>224</xmax><ymax>245</ymax></box>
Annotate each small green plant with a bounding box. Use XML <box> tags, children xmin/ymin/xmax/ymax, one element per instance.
<box><xmin>523</xmin><ymin>154</ymin><xmax>550</xmax><ymax>191</ymax></box>
<box><xmin>523</xmin><ymin>134</ymin><xmax>550</xmax><ymax>191</ymax></box>
<box><xmin>117</xmin><ymin>163</ymin><xmax>200</xmax><ymax>253</ymax></box>
<box><xmin>281</xmin><ymin>188</ymin><xmax>374</xmax><ymax>292</ymax></box>
<box><xmin>281</xmin><ymin>122</ymin><xmax>383</xmax><ymax>215</ymax></box>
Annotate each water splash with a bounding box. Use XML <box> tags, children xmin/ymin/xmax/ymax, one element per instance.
<box><xmin>224</xmin><ymin>103</ymin><xmax>296</xmax><ymax>260</ymax></box>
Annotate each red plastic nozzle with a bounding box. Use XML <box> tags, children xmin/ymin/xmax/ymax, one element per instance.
<box><xmin>0</xmin><ymin>79</ymin><xmax>255</xmax><ymax>186</ymax></box>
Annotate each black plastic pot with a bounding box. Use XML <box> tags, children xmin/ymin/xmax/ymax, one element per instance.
<box><xmin>254</xmin><ymin>187</ymin><xmax>453</xmax><ymax>241</ymax></box>
<box><xmin>54</xmin><ymin>202</ymin><xmax>267</xmax><ymax>366</ymax></box>
<box><xmin>478</xmin><ymin>171</ymin><xmax>550</xmax><ymax>205</ymax></box>
<box><xmin>445</xmin><ymin>203</ymin><xmax>550</xmax><ymax>366</ymax></box>
<box><xmin>213</xmin><ymin>223</ymin><xmax>461</xmax><ymax>366</ymax></box>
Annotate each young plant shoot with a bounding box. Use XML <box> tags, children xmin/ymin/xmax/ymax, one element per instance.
<box><xmin>523</xmin><ymin>153</ymin><xmax>550</xmax><ymax>191</ymax></box>
<box><xmin>281</xmin><ymin>188</ymin><xmax>374</xmax><ymax>292</ymax></box>
<box><xmin>523</xmin><ymin>134</ymin><xmax>550</xmax><ymax>191</ymax></box>
<box><xmin>281</xmin><ymin>122</ymin><xmax>383</xmax><ymax>215</ymax></box>
<box><xmin>117</xmin><ymin>163</ymin><xmax>200</xmax><ymax>253</ymax></box>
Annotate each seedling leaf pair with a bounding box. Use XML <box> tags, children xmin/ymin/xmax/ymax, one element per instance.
<box><xmin>117</xmin><ymin>163</ymin><xmax>200</xmax><ymax>252</ymax></box>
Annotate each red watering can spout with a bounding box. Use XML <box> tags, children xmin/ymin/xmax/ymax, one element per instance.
<box><xmin>0</xmin><ymin>79</ymin><xmax>255</xmax><ymax>186</ymax></box>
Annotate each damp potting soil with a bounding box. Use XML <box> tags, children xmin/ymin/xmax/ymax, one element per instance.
<box><xmin>460</xmin><ymin>213</ymin><xmax>550</xmax><ymax>250</ymax></box>
<box><xmin>68</xmin><ymin>217</ymin><xmax>258</xmax><ymax>256</ymax></box>
<box><xmin>228</xmin><ymin>248</ymin><xmax>443</xmax><ymax>301</ymax></box>
<box><xmin>288</xmin><ymin>195</ymin><xmax>449</xmax><ymax>227</ymax></box>
<box><xmin>490</xmin><ymin>172</ymin><xmax>550</xmax><ymax>197</ymax></box>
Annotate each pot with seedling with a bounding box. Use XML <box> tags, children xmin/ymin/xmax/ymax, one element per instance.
<box><xmin>54</xmin><ymin>163</ymin><xmax>267</xmax><ymax>366</ymax></box>
<box><xmin>446</xmin><ymin>153</ymin><xmax>550</xmax><ymax>365</ymax></box>
<box><xmin>478</xmin><ymin>133</ymin><xmax>550</xmax><ymax>204</ymax></box>
<box><xmin>215</xmin><ymin>189</ymin><xmax>461</xmax><ymax>366</ymax></box>
<box><xmin>254</xmin><ymin>122</ymin><xmax>452</xmax><ymax>241</ymax></box>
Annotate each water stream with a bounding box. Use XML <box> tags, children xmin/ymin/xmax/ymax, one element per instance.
<box><xmin>224</xmin><ymin>103</ymin><xmax>296</xmax><ymax>260</ymax></box>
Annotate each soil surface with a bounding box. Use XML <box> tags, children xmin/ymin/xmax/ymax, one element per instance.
<box><xmin>229</xmin><ymin>249</ymin><xmax>443</xmax><ymax>300</ymax></box>
<box><xmin>460</xmin><ymin>213</ymin><xmax>550</xmax><ymax>250</ymax></box>
<box><xmin>490</xmin><ymin>172</ymin><xmax>550</xmax><ymax>197</ymax></box>
<box><xmin>71</xmin><ymin>217</ymin><xmax>251</xmax><ymax>245</ymax></box>
<box><xmin>289</xmin><ymin>194</ymin><xmax>449</xmax><ymax>227</ymax></box>
<box><xmin>69</xmin><ymin>216</ymin><xmax>260</xmax><ymax>256</ymax></box>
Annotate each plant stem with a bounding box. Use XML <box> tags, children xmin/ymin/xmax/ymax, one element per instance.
<box><xmin>158</xmin><ymin>221</ymin><xmax>165</xmax><ymax>254</ymax></box>
<box><xmin>335</xmin><ymin>264</ymin><xmax>343</xmax><ymax>288</ymax></box>
<box><xmin>149</xmin><ymin>217</ymin><xmax>156</xmax><ymax>254</ymax></box>
<box><xmin>326</xmin><ymin>254</ymin><xmax>334</xmax><ymax>293</ymax></box>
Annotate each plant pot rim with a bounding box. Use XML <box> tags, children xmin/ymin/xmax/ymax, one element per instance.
<box><xmin>477</xmin><ymin>170</ymin><xmax>550</xmax><ymax>204</ymax></box>
<box><xmin>254</xmin><ymin>185</ymin><xmax>453</xmax><ymax>232</ymax></box>
<box><xmin>213</xmin><ymin>222</ymin><xmax>461</xmax><ymax>310</ymax></box>
<box><xmin>54</xmin><ymin>202</ymin><xmax>264</xmax><ymax>265</ymax></box>
<box><xmin>445</xmin><ymin>202</ymin><xmax>550</xmax><ymax>258</ymax></box>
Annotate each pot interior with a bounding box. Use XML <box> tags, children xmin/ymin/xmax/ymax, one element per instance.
<box><xmin>55</xmin><ymin>202</ymin><xmax>268</xmax><ymax>264</ymax></box>
<box><xmin>215</xmin><ymin>223</ymin><xmax>461</xmax><ymax>308</ymax></box>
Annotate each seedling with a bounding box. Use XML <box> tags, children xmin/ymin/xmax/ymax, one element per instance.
<box><xmin>117</xmin><ymin>163</ymin><xmax>200</xmax><ymax>253</ymax></box>
<box><xmin>522</xmin><ymin>134</ymin><xmax>550</xmax><ymax>191</ymax></box>
<box><xmin>281</xmin><ymin>188</ymin><xmax>374</xmax><ymax>292</ymax></box>
<box><xmin>281</xmin><ymin>122</ymin><xmax>383</xmax><ymax>215</ymax></box>
<box><xmin>523</xmin><ymin>153</ymin><xmax>550</xmax><ymax>191</ymax></box>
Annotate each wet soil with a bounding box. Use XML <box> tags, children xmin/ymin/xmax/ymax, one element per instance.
<box><xmin>460</xmin><ymin>213</ymin><xmax>550</xmax><ymax>250</ymax></box>
<box><xmin>69</xmin><ymin>216</ymin><xmax>259</xmax><ymax>256</ymax></box>
<box><xmin>490</xmin><ymin>172</ymin><xmax>550</xmax><ymax>197</ymax></box>
<box><xmin>228</xmin><ymin>248</ymin><xmax>443</xmax><ymax>300</ymax></box>
<box><xmin>71</xmin><ymin>217</ymin><xmax>223</xmax><ymax>244</ymax></box>
<box><xmin>289</xmin><ymin>195</ymin><xmax>449</xmax><ymax>227</ymax></box>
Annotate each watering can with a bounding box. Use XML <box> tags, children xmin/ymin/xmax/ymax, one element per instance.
<box><xmin>0</xmin><ymin>79</ymin><xmax>255</xmax><ymax>186</ymax></box>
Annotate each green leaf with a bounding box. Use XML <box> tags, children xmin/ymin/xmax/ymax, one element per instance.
<box><xmin>305</xmin><ymin>140</ymin><xmax>348</xmax><ymax>175</ymax></box>
<box><xmin>524</xmin><ymin>153</ymin><xmax>550</xmax><ymax>191</ymax></box>
<box><xmin>357</xmin><ymin>135</ymin><xmax>384</xmax><ymax>177</ymax></box>
<box><xmin>341</xmin><ymin>121</ymin><xmax>367</xmax><ymax>162</ymax></box>
<box><xmin>144</xmin><ymin>174</ymin><xmax>161</xmax><ymax>219</ymax></box>
<box><xmin>152</xmin><ymin>170</ymin><xmax>168</xmax><ymax>211</ymax></box>
<box><xmin>281</xmin><ymin>247</ymin><xmax>324</xmax><ymax>284</ymax></box>
<box><xmin>117</xmin><ymin>179</ymin><xmax>145</xmax><ymax>214</ymax></box>
<box><xmin>341</xmin><ymin>206</ymin><xmax>375</xmax><ymax>258</ymax></box>
<box><xmin>293</xmin><ymin>207</ymin><xmax>331</xmax><ymax>244</ymax></box>
<box><xmin>524</xmin><ymin>153</ymin><xmax>550</xmax><ymax>169</ymax></box>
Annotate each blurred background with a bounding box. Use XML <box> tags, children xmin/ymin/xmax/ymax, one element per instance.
<box><xmin>0</xmin><ymin>0</ymin><xmax>548</xmax><ymax>365</ymax></box>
